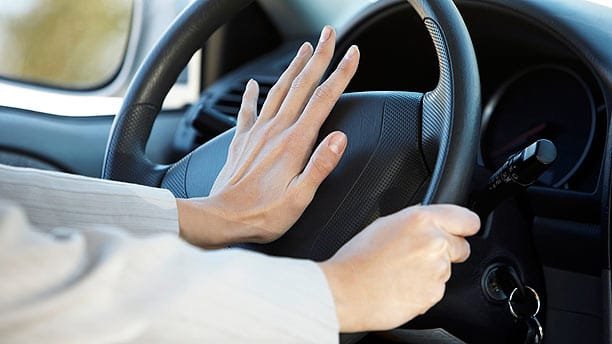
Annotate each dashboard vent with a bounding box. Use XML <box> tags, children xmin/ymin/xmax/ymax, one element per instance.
<box><xmin>212</xmin><ymin>76</ymin><xmax>277</xmax><ymax>117</ymax></box>
<box><xmin>193</xmin><ymin>76</ymin><xmax>277</xmax><ymax>134</ymax></box>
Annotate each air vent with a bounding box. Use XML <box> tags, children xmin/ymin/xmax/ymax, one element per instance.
<box><xmin>214</xmin><ymin>76</ymin><xmax>276</xmax><ymax>116</ymax></box>
<box><xmin>193</xmin><ymin>76</ymin><xmax>277</xmax><ymax>133</ymax></box>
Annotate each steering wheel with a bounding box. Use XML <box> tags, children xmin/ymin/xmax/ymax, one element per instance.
<box><xmin>101</xmin><ymin>0</ymin><xmax>535</xmax><ymax>342</ymax></box>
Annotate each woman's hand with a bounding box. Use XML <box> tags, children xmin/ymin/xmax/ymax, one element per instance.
<box><xmin>319</xmin><ymin>204</ymin><xmax>481</xmax><ymax>332</ymax></box>
<box><xmin>178</xmin><ymin>26</ymin><xmax>360</xmax><ymax>248</ymax></box>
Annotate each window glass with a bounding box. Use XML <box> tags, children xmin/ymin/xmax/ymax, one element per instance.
<box><xmin>0</xmin><ymin>0</ymin><xmax>133</xmax><ymax>90</ymax></box>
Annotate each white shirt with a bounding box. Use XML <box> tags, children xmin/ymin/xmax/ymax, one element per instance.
<box><xmin>0</xmin><ymin>164</ymin><xmax>338</xmax><ymax>343</ymax></box>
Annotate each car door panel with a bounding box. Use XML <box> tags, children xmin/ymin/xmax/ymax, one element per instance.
<box><xmin>0</xmin><ymin>107</ymin><xmax>183</xmax><ymax>178</ymax></box>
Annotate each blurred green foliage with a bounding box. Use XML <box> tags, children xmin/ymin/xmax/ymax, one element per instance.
<box><xmin>0</xmin><ymin>0</ymin><xmax>132</xmax><ymax>89</ymax></box>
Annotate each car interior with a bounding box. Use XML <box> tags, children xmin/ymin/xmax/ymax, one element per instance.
<box><xmin>0</xmin><ymin>0</ymin><xmax>610</xmax><ymax>343</ymax></box>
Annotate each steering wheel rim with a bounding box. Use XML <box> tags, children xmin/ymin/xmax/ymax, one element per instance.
<box><xmin>102</xmin><ymin>0</ymin><xmax>480</xmax><ymax>204</ymax></box>
<box><xmin>102</xmin><ymin>0</ymin><xmax>513</xmax><ymax>341</ymax></box>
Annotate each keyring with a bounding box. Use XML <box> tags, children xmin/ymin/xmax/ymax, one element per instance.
<box><xmin>508</xmin><ymin>286</ymin><xmax>541</xmax><ymax>319</ymax></box>
<box><xmin>527</xmin><ymin>316</ymin><xmax>544</xmax><ymax>341</ymax></box>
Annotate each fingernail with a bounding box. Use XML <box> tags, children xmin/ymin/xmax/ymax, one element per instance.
<box><xmin>328</xmin><ymin>133</ymin><xmax>347</xmax><ymax>155</ymax></box>
<box><xmin>343</xmin><ymin>45</ymin><xmax>358</xmax><ymax>60</ymax></box>
<box><xmin>298</xmin><ymin>42</ymin><xmax>312</xmax><ymax>56</ymax></box>
<box><xmin>319</xmin><ymin>25</ymin><xmax>332</xmax><ymax>42</ymax></box>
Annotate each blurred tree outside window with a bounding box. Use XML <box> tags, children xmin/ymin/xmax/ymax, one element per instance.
<box><xmin>0</xmin><ymin>0</ymin><xmax>133</xmax><ymax>90</ymax></box>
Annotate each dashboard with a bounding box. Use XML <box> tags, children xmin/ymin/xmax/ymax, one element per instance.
<box><xmin>180</xmin><ymin>3</ymin><xmax>611</xmax><ymax>340</ymax></box>
<box><xmin>191</xmin><ymin>0</ymin><xmax>608</xmax><ymax>203</ymax></box>
<box><xmin>334</xmin><ymin>1</ymin><xmax>607</xmax><ymax>194</ymax></box>
<box><xmin>480</xmin><ymin>65</ymin><xmax>597</xmax><ymax>189</ymax></box>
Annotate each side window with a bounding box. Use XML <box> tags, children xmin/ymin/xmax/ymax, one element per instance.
<box><xmin>0</xmin><ymin>0</ymin><xmax>133</xmax><ymax>90</ymax></box>
<box><xmin>0</xmin><ymin>0</ymin><xmax>201</xmax><ymax>116</ymax></box>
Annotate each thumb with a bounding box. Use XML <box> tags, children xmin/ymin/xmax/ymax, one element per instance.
<box><xmin>294</xmin><ymin>131</ymin><xmax>347</xmax><ymax>197</ymax></box>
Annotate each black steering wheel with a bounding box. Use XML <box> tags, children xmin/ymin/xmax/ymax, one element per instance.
<box><xmin>101</xmin><ymin>0</ymin><xmax>534</xmax><ymax>342</ymax></box>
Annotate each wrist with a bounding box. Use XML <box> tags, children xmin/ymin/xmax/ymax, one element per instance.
<box><xmin>319</xmin><ymin>260</ymin><xmax>361</xmax><ymax>333</ymax></box>
<box><xmin>176</xmin><ymin>197</ymin><xmax>235</xmax><ymax>248</ymax></box>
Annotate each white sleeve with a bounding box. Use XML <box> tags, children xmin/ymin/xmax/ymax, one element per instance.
<box><xmin>0</xmin><ymin>201</ymin><xmax>339</xmax><ymax>343</ymax></box>
<box><xmin>0</xmin><ymin>164</ymin><xmax>178</xmax><ymax>236</ymax></box>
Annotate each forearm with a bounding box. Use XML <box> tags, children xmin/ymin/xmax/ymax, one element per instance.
<box><xmin>0</xmin><ymin>202</ymin><xmax>339</xmax><ymax>343</ymax></box>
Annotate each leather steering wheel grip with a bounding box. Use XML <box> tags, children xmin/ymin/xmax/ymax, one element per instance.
<box><xmin>102</xmin><ymin>0</ymin><xmax>254</xmax><ymax>183</ymax></box>
<box><xmin>416</xmin><ymin>0</ymin><xmax>481</xmax><ymax>205</ymax></box>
